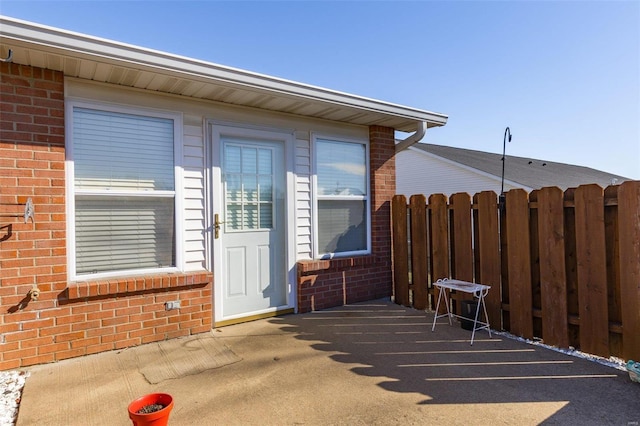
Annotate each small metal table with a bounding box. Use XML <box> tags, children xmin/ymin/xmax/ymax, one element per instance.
<box><xmin>431</xmin><ymin>278</ymin><xmax>492</xmax><ymax>345</ymax></box>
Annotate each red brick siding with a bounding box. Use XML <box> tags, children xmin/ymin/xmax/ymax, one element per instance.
<box><xmin>297</xmin><ymin>126</ymin><xmax>396</xmax><ymax>312</ymax></box>
<box><xmin>0</xmin><ymin>64</ymin><xmax>212</xmax><ymax>371</ymax></box>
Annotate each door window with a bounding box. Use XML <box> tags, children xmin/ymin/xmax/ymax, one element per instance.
<box><xmin>224</xmin><ymin>144</ymin><xmax>274</xmax><ymax>231</ymax></box>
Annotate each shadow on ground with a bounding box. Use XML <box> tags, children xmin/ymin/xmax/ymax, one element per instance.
<box><xmin>269</xmin><ymin>300</ymin><xmax>640</xmax><ymax>425</ymax></box>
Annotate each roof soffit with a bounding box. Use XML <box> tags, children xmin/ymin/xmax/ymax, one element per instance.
<box><xmin>0</xmin><ymin>16</ymin><xmax>448</xmax><ymax>132</ymax></box>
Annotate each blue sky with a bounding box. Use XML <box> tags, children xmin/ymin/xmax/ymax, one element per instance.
<box><xmin>2</xmin><ymin>0</ymin><xmax>639</xmax><ymax>179</ymax></box>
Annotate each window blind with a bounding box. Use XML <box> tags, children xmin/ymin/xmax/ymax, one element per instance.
<box><xmin>75</xmin><ymin>196</ymin><xmax>175</xmax><ymax>273</ymax></box>
<box><xmin>317</xmin><ymin>199</ymin><xmax>366</xmax><ymax>253</ymax></box>
<box><xmin>72</xmin><ymin>107</ymin><xmax>176</xmax><ymax>275</ymax></box>
<box><xmin>73</xmin><ymin>108</ymin><xmax>175</xmax><ymax>191</ymax></box>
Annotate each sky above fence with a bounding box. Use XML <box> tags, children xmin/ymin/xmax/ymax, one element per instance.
<box><xmin>2</xmin><ymin>1</ymin><xmax>638</xmax><ymax>180</ymax></box>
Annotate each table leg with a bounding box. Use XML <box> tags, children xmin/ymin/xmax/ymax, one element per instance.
<box><xmin>470</xmin><ymin>292</ymin><xmax>492</xmax><ymax>345</ymax></box>
<box><xmin>431</xmin><ymin>286</ymin><xmax>452</xmax><ymax>331</ymax></box>
<box><xmin>470</xmin><ymin>294</ymin><xmax>483</xmax><ymax>345</ymax></box>
<box><xmin>482</xmin><ymin>294</ymin><xmax>492</xmax><ymax>339</ymax></box>
<box><xmin>431</xmin><ymin>287</ymin><xmax>442</xmax><ymax>331</ymax></box>
<box><xmin>443</xmin><ymin>289</ymin><xmax>452</xmax><ymax>325</ymax></box>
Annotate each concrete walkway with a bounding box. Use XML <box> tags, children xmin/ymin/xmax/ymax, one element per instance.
<box><xmin>17</xmin><ymin>300</ymin><xmax>640</xmax><ymax>425</ymax></box>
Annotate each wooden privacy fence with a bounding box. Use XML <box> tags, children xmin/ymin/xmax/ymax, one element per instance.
<box><xmin>391</xmin><ymin>181</ymin><xmax>640</xmax><ymax>362</ymax></box>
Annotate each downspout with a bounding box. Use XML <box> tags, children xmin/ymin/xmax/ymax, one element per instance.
<box><xmin>395</xmin><ymin>121</ymin><xmax>427</xmax><ymax>152</ymax></box>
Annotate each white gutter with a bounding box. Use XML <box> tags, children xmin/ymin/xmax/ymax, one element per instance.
<box><xmin>0</xmin><ymin>16</ymin><xmax>449</xmax><ymax>130</ymax></box>
<box><xmin>395</xmin><ymin>121</ymin><xmax>427</xmax><ymax>152</ymax></box>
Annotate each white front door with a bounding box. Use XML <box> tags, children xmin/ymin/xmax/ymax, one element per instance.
<box><xmin>211</xmin><ymin>125</ymin><xmax>292</xmax><ymax>325</ymax></box>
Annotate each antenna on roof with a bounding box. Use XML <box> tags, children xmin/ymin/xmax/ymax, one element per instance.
<box><xmin>500</xmin><ymin>127</ymin><xmax>512</xmax><ymax>206</ymax></box>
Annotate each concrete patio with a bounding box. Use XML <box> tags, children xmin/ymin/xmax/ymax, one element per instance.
<box><xmin>17</xmin><ymin>299</ymin><xmax>640</xmax><ymax>425</ymax></box>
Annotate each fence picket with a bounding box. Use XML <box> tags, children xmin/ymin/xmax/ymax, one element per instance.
<box><xmin>529</xmin><ymin>190</ymin><xmax>542</xmax><ymax>337</ymax></box>
<box><xmin>500</xmin><ymin>196</ymin><xmax>510</xmax><ymax>332</ymax></box>
<box><xmin>410</xmin><ymin>195</ymin><xmax>428</xmax><ymax>310</ymax></box>
<box><xmin>537</xmin><ymin>186</ymin><xmax>569</xmax><ymax>348</ymax></box>
<box><xmin>450</xmin><ymin>193</ymin><xmax>474</xmax><ymax>309</ymax></box>
<box><xmin>474</xmin><ymin>191</ymin><xmax>502</xmax><ymax>329</ymax></box>
<box><xmin>505</xmin><ymin>189</ymin><xmax>534</xmax><ymax>339</ymax></box>
<box><xmin>618</xmin><ymin>181</ymin><xmax>640</xmax><ymax>360</ymax></box>
<box><xmin>574</xmin><ymin>184</ymin><xmax>609</xmax><ymax>357</ymax></box>
<box><xmin>429</xmin><ymin>194</ymin><xmax>449</xmax><ymax>313</ymax></box>
<box><xmin>392</xmin><ymin>195</ymin><xmax>410</xmax><ymax>307</ymax></box>
<box><xmin>604</xmin><ymin>185</ymin><xmax>622</xmax><ymax>357</ymax></box>
<box><xmin>563</xmin><ymin>188</ymin><xmax>580</xmax><ymax>348</ymax></box>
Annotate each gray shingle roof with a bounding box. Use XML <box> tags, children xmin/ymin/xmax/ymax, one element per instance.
<box><xmin>411</xmin><ymin>143</ymin><xmax>630</xmax><ymax>190</ymax></box>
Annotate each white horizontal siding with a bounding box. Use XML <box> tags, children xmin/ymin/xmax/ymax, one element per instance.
<box><xmin>185</xmin><ymin>240</ymin><xmax>205</xmax><ymax>253</ymax></box>
<box><xmin>183</xmin><ymin>141</ymin><xmax>203</xmax><ymax>158</ymax></box>
<box><xmin>182</xmin><ymin>122</ymin><xmax>206</xmax><ymax>271</ymax></box>
<box><xmin>396</xmin><ymin>149</ymin><xmax>522</xmax><ymax>199</ymax></box>
<box><xmin>184</xmin><ymin>211</ymin><xmax>204</xmax><ymax>221</ymax></box>
<box><xmin>294</xmin><ymin>137</ymin><xmax>312</xmax><ymax>259</ymax></box>
<box><xmin>185</xmin><ymin>228</ymin><xmax>204</xmax><ymax>241</ymax></box>
<box><xmin>183</xmin><ymin>187</ymin><xmax>203</xmax><ymax>198</ymax></box>
<box><xmin>183</xmin><ymin>169</ymin><xmax>204</xmax><ymax>185</ymax></box>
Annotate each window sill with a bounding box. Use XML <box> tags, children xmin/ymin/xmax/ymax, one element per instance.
<box><xmin>66</xmin><ymin>271</ymin><xmax>212</xmax><ymax>300</ymax></box>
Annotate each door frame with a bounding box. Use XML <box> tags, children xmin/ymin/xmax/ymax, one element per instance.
<box><xmin>206</xmin><ymin>120</ymin><xmax>297</xmax><ymax>326</ymax></box>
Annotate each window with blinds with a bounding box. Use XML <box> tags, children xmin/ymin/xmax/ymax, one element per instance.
<box><xmin>71</xmin><ymin>107</ymin><xmax>176</xmax><ymax>276</ymax></box>
<box><xmin>314</xmin><ymin>137</ymin><xmax>370</xmax><ymax>257</ymax></box>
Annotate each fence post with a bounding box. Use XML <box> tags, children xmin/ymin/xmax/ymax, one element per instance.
<box><xmin>537</xmin><ymin>186</ymin><xmax>569</xmax><ymax>348</ymax></box>
<box><xmin>392</xmin><ymin>195</ymin><xmax>410</xmax><ymax>307</ymax></box>
<box><xmin>574</xmin><ymin>184</ymin><xmax>609</xmax><ymax>357</ymax></box>
<box><xmin>410</xmin><ymin>195</ymin><xmax>428</xmax><ymax>310</ymax></box>
<box><xmin>618</xmin><ymin>181</ymin><xmax>640</xmax><ymax>361</ymax></box>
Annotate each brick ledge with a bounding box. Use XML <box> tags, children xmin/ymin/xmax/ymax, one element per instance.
<box><xmin>66</xmin><ymin>271</ymin><xmax>212</xmax><ymax>300</ymax></box>
<box><xmin>297</xmin><ymin>255</ymin><xmax>382</xmax><ymax>274</ymax></box>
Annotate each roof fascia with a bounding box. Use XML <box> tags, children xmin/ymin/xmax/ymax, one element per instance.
<box><xmin>0</xmin><ymin>16</ymin><xmax>448</xmax><ymax>127</ymax></box>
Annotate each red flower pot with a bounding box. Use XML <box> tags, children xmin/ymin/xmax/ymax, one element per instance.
<box><xmin>128</xmin><ymin>393</ymin><xmax>174</xmax><ymax>426</ymax></box>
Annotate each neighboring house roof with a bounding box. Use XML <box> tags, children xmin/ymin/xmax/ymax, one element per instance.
<box><xmin>0</xmin><ymin>16</ymin><xmax>448</xmax><ymax>133</ymax></box>
<box><xmin>410</xmin><ymin>143</ymin><xmax>629</xmax><ymax>190</ymax></box>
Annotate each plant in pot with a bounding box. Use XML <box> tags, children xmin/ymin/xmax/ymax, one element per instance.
<box><xmin>127</xmin><ymin>393</ymin><xmax>174</xmax><ymax>426</ymax></box>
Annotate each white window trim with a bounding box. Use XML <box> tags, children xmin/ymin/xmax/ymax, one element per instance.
<box><xmin>65</xmin><ymin>99</ymin><xmax>184</xmax><ymax>281</ymax></box>
<box><xmin>311</xmin><ymin>133</ymin><xmax>371</xmax><ymax>259</ymax></box>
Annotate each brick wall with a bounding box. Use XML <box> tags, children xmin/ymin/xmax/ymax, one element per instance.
<box><xmin>297</xmin><ymin>125</ymin><xmax>396</xmax><ymax>312</ymax></box>
<box><xmin>0</xmin><ymin>63</ymin><xmax>212</xmax><ymax>371</ymax></box>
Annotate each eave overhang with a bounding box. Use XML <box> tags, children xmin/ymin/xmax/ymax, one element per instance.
<box><xmin>0</xmin><ymin>16</ymin><xmax>448</xmax><ymax>133</ymax></box>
